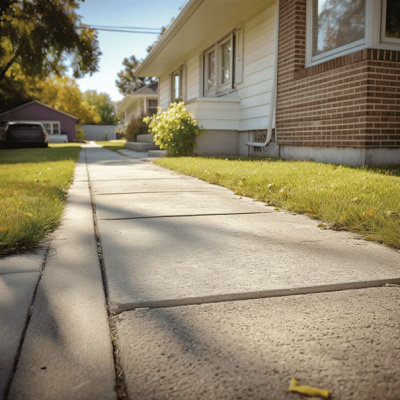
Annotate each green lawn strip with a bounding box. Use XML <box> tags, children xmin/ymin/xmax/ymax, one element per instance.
<box><xmin>154</xmin><ymin>156</ymin><xmax>400</xmax><ymax>249</ymax></box>
<box><xmin>96</xmin><ymin>140</ymin><xmax>126</xmax><ymax>152</ymax></box>
<box><xmin>0</xmin><ymin>143</ymin><xmax>82</xmax><ymax>256</ymax></box>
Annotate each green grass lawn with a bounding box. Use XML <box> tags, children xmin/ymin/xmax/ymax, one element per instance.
<box><xmin>154</xmin><ymin>156</ymin><xmax>400</xmax><ymax>249</ymax></box>
<box><xmin>0</xmin><ymin>143</ymin><xmax>82</xmax><ymax>256</ymax></box>
<box><xmin>96</xmin><ymin>140</ymin><xmax>126</xmax><ymax>152</ymax></box>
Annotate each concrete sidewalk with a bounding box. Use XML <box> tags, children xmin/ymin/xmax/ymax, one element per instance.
<box><xmin>1</xmin><ymin>143</ymin><xmax>400</xmax><ymax>400</ymax></box>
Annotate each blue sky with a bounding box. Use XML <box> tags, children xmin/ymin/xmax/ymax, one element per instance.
<box><xmin>72</xmin><ymin>0</ymin><xmax>186</xmax><ymax>102</ymax></box>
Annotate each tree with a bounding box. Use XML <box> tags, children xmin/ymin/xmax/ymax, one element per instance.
<box><xmin>115</xmin><ymin>25</ymin><xmax>168</xmax><ymax>96</ymax></box>
<box><xmin>0</xmin><ymin>0</ymin><xmax>101</xmax><ymax>82</ymax></box>
<box><xmin>83</xmin><ymin>90</ymin><xmax>120</xmax><ymax>125</ymax></box>
<box><xmin>115</xmin><ymin>55</ymin><xmax>153</xmax><ymax>95</ymax></box>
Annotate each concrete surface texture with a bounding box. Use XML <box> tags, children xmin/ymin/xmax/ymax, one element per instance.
<box><xmin>115</xmin><ymin>287</ymin><xmax>400</xmax><ymax>400</ymax></box>
<box><xmin>7</xmin><ymin>153</ymin><xmax>115</xmax><ymax>400</ymax></box>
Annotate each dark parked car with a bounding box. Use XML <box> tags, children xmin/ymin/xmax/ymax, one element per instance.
<box><xmin>1</xmin><ymin>121</ymin><xmax>49</xmax><ymax>148</ymax></box>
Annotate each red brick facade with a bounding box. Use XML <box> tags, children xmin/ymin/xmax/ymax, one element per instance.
<box><xmin>276</xmin><ymin>0</ymin><xmax>400</xmax><ymax>149</ymax></box>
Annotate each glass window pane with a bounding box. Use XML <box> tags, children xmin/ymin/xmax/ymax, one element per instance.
<box><xmin>53</xmin><ymin>123</ymin><xmax>59</xmax><ymax>135</ymax></box>
<box><xmin>174</xmin><ymin>74</ymin><xmax>180</xmax><ymax>101</ymax></box>
<box><xmin>385</xmin><ymin>0</ymin><xmax>400</xmax><ymax>39</ymax></box>
<box><xmin>312</xmin><ymin>0</ymin><xmax>365</xmax><ymax>57</ymax></box>
<box><xmin>221</xmin><ymin>41</ymin><xmax>231</xmax><ymax>84</ymax></box>
<box><xmin>207</xmin><ymin>51</ymin><xmax>216</xmax><ymax>90</ymax></box>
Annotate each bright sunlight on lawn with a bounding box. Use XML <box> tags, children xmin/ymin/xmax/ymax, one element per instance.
<box><xmin>96</xmin><ymin>140</ymin><xmax>126</xmax><ymax>152</ymax></box>
<box><xmin>0</xmin><ymin>143</ymin><xmax>82</xmax><ymax>256</ymax></box>
<box><xmin>154</xmin><ymin>156</ymin><xmax>400</xmax><ymax>249</ymax></box>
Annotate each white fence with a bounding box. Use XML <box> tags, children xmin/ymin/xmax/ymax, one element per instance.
<box><xmin>78</xmin><ymin>125</ymin><xmax>117</xmax><ymax>141</ymax></box>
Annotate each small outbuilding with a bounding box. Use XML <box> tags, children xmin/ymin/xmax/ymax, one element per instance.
<box><xmin>0</xmin><ymin>100</ymin><xmax>79</xmax><ymax>142</ymax></box>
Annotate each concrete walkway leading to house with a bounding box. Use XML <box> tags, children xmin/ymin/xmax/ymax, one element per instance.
<box><xmin>1</xmin><ymin>142</ymin><xmax>400</xmax><ymax>400</ymax></box>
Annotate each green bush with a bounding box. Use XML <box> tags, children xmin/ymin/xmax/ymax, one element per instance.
<box><xmin>123</xmin><ymin>116</ymin><xmax>148</xmax><ymax>142</ymax></box>
<box><xmin>76</xmin><ymin>129</ymin><xmax>85</xmax><ymax>141</ymax></box>
<box><xmin>144</xmin><ymin>102</ymin><xmax>206</xmax><ymax>156</ymax></box>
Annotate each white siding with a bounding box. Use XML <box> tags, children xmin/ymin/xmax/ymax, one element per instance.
<box><xmin>186</xmin><ymin>55</ymin><xmax>200</xmax><ymax>101</ymax></box>
<box><xmin>237</xmin><ymin>3</ymin><xmax>276</xmax><ymax>131</ymax></box>
<box><xmin>186</xmin><ymin>98</ymin><xmax>240</xmax><ymax>131</ymax></box>
<box><xmin>154</xmin><ymin>2</ymin><xmax>276</xmax><ymax>134</ymax></box>
<box><xmin>159</xmin><ymin>74</ymin><xmax>171</xmax><ymax>110</ymax></box>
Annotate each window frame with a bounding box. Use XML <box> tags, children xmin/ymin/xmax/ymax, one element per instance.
<box><xmin>306</xmin><ymin>0</ymin><xmax>400</xmax><ymax>68</ymax></box>
<box><xmin>202</xmin><ymin>32</ymin><xmax>235</xmax><ymax>97</ymax></box>
<box><xmin>171</xmin><ymin>66</ymin><xmax>183</xmax><ymax>103</ymax></box>
<box><xmin>148</xmin><ymin>99</ymin><xmax>158</xmax><ymax>116</ymax></box>
<box><xmin>41</xmin><ymin>121</ymin><xmax>60</xmax><ymax>135</ymax></box>
<box><xmin>380</xmin><ymin>0</ymin><xmax>400</xmax><ymax>44</ymax></box>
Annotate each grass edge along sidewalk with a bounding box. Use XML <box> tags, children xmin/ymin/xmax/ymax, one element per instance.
<box><xmin>0</xmin><ymin>143</ymin><xmax>82</xmax><ymax>257</ymax></box>
<box><xmin>154</xmin><ymin>156</ymin><xmax>400</xmax><ymax>250</ymax></box>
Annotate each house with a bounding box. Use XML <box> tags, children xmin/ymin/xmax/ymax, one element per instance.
<box><xmin>117</xmin><ymin>81</ymin><xmax>159</xmax><ymax>124</ymax></box>
<box><xmin>0</xmin><ymin>100</ymin><xmax>79</xmax><ymax>142</ymax></box>
<box><xmin>133</xmin><ymin>0</ymin><xmax>400</xmax><ymax>166</ymax></box>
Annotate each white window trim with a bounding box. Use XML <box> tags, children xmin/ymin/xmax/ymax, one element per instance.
<box><xmin>41</xmin><ymin>121</ymin><xmax>60</xmax><ymax>135</ymax></box>
<box><xmin>171</xmin><ymin>66</ymin><xmax>183</xmax><ymax>103</ymax></box>
<box><xmin>204</xmin><ymin>47</ymin><xmax>217</xmax><ymax>97</ymax></box>
<box><xmin>380</xmin><ymin>0</ymin><xmax>400</xmax><ymax>44</ymax></box>
<box><xmin>202</xmin><ymin>32</ymin><xmax>235</xmax><ymax>97</ymax></box>
<box><xmin>306</xmin><ymin>0</ymin><xmax>400</xmax><ymax>68</ymax></box>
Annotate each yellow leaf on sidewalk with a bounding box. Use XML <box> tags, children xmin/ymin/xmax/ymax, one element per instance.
<box><xmin>283</xmin><ymin>377</ymin><xmax>331</xmax><ymax>399</ymax></box>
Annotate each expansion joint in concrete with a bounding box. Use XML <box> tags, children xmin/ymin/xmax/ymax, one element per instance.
<box><xmin>3</xmin><ymin>244</ymin><xmax>50</xmax><ymax>400</ymax></box>
<box><xmin>96</xmin><ymin>190</ymin><xmax>224</xmax><ymax>196</ymax></box>
<box><xmin>102</xmin><ymin>211</ymin><xmax>271</xmax><ymax>221</ymax></box>
<box><xmin>113</xmin><ymin>278</ymin><xmax>400</xmax><ymax>315</ymax></box>
<box><xmin>84</xmin><ymin>149</ymin><xmax>129</xmax><ymax>399</ymax></box>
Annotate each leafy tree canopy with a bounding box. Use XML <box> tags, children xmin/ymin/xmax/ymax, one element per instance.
<box><xmin>0</xmin><ymin>0</ymin><xmax>101</xmax><ymax>82</ymax></box>
<box><xmin>83</xmin><ymin>90</ymin><xmax>120</xmax><ymax>125</ymax></box>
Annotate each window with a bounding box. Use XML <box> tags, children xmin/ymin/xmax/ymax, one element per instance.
<box><xmin>41</xmin><ymin>121</ymin><xmax>60</xmax><ymax>135</ymax></box>
<box><xmin>202</xmin><ymin>27</ymin><xmax>243</xmax><ymax>97</ymax></box>
<box><xmin>381</xmin><ymin>0</ymin><xmax>400</xmax><ymax>43</ymax></box>
<box><xmin>172</xmin><ymin>67</ymin><xmax>183</xmax><ymax>102</ymax></box>
<box><xmin>148</xmin><ymin>99</ymin><xmax>158</xmax><ymax>116</ymax></box>
<box><xmin>310</xmin><ymin>0</ymin><xmax>365</xmax><ymax>61</ymax></box>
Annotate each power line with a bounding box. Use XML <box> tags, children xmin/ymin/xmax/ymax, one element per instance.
<box><xmin>82</xmin><ymin>24</ymin><xmax>161</xmax><ymax>34</ymax></box>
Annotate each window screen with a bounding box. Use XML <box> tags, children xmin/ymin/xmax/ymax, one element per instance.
<box><xmin>312</xmin><ymin>0</ymin><xmax>365</xmax><ymax>57</ymax></box>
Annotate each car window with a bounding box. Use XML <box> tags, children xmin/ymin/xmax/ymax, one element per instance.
<box><xmin>8</xmin><ymin>124</ymin><xmax>42</xmax><ymax>132</ymax></box>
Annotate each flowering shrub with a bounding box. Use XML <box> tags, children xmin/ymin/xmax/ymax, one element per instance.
<box><xmin>144</xmin><ymin>102</ymin><xmax>206</xmax><ymax>156</ymax></box>
<box><xmin>124</xmin><ymin>116</ymin><xmax>148</xmax><ymax>142</ymax></box>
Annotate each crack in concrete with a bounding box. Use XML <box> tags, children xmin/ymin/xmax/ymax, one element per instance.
<box><xmin>112</xmin><ymin>278</ymin><xmax>400</xmax><ymax>315</ymax></box>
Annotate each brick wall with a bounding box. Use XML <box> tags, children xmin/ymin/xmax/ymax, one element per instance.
<box><xmin>276</xmin><ymin>0</ymin><xmax>400</xmax><ymax>148</ymax></box>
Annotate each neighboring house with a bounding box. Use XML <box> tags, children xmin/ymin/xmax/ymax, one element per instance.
<box><xmin>117</xmin><ymin>81</ymin><xmax>159</xmax><ymax>124</ymax></box>
<box><xmin>133</xmin><ymin>0</ymin><xmax>400</xmax><ymax>165</ymax></box>
<box><xmin>0</xmin><ymin>100</ymin><xmax>79</xmax><ymax>142</ymax></box>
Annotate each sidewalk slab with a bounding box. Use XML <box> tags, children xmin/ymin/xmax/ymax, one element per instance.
<box><xmin>98</xmin><ymin>212</ymin><xmax>400</xmax><ymax>313</ymax></box>
<box><xmin>115</xmin><ymin>287</ymin><xmax>400</xmax><ymax>400</ymax></box>
<box><xmin>0</xmin><ymin>248</ymin><xmax>46</xmax><ymax>275</ymax></box>
<box><xmin>9</xmin><ymin>151</ymin><xmax>116</xmax><ymax>400</ymax></box>
<box><xmin>90</xmin><ymin>177</ymin><xmax>226</xmax><ymax>195</ymax></box>
<box><xmin>94</xmin><ymin>191</ymin><xmax>270</xmax><ymax>220</ymax></box>
<box><xmin>0</xmin><ymin>272</ymin><xmax>41</xmax><ymax>398</ymax></box>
